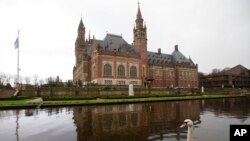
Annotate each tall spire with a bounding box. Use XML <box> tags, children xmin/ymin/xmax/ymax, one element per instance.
<box><xmin>76</xmin><ymin>18</ymin><xmax>85</xmax><ymax>45</ymax></box>
<box><xmin>135</xmin><ymin>2</ymin><xmax>144</xmax><ymax>30</ymax></box>
<box><xmin>78</xmin><ymin>18</ymin><xmax>85</xmax><ymax>31</ymax></box>
<box><xmin>137</xmin><ymin>2</ymin><xmax>142</xmax><ymax>20</ymax></box>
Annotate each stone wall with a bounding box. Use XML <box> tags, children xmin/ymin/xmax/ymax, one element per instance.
<box><xmin>0</xmin><ymin>87</ymin><xmax>201</xmax><ymax>97</ymax></box>
<box><xmin>17</xmin><ymin>87</ymin><xmax>178</xmax><ymax>97</ymax></box>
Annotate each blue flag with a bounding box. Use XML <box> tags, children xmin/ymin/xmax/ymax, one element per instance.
<box><xmin>14</xmin><ymin>37</ymin><xmax>19</xmax><ymax>49</ymax></box>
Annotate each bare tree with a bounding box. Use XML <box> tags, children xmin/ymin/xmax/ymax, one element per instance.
<box><xmin>33</xmin><ymin>74</ymin><xmax>39</xmax><ymax>86</ymax></box>
<box><xmin>19</xmin><ymin>75</ymin><xmax>23</xmax><ymax>84</ymax></box>
<box><xmin>24</xmin><ymin>76</ymin><xmax>31</xmax><ymax>84</ymax></box>
<box><xmin>14</xmin><ymin>75</ymin><xmax>23</xmax><ymax>85</ymax></box>
<box><xmin>211</xmin><ymin>68</ymin><xmax>220</xmax><ymax>74</ymax></box>
<box><xmin>0</xmin><ymin>72</ymin><xmax>6</xmax><ymax>85</ymax></box>
<box><xmin>221</xmin><ymin>67</ymin><xmax>231</xmax><ymax>72</ymax></box>
<box><xmin>5</xmin><ymin>74</ymin><xmax>12</xmax><ymax>84</ymax></box>
<box><xmin>39</xmin><ymin>79</ymin><xmax>44</xmax><ymax>86</ymax></box>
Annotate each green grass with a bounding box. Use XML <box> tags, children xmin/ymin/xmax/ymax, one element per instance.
<box><xmin>0</xmin><ymin>94</ymin><xmax>245</xmax><ymax>107</ymax></box>
<box><xmin>43</xmin><ymin>94</ymin><xmax>244</xmax><ymax>105</ymax></box>
<box><xmin>0</xmin><ymin>99</ymin><xmax>30</xmax><ymax>106</ymax></box>
<box><xmin>0</xmin><ymin>97</ymin><xmax>42</xmax><ymax>106</ymax></box>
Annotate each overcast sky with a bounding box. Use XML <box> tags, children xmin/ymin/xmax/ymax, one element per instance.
<box><xmin>0</xmin><ymin>0</ymin><xmax>250</xmax><ymax>83</ymax></box>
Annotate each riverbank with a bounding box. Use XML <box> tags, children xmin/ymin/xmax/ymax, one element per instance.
<box><xmin>0</xmin><ymin>94</ymin><xmax>247</xmax><ymax>109</ymax></box>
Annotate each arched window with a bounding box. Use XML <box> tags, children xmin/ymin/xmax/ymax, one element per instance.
<box><xmin>104</xmin><ymin>64</ymin><xmax>112</xmax><ymax>76</ymax></box>
<box><xmin>117</xmin><ymin>65</ymin><xmax>125</xmax><ymax>77</ymax></box>
<box><xmin>130</xmin><ymin>66</ymin><xmax>137</xmax><ymax>78</ymax></box>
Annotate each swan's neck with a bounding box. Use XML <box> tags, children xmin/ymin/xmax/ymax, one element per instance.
<box><xmin>187</xmin><ymin>126</ymin><xmax>193</xmax><ymax>141</ymax></box>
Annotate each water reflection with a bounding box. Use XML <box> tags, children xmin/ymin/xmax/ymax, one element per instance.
<box><xmin>73</xmin><ymin>100</ymin><xmax>201</xmax><ymax>141</ymax></box>
<box><xmin>202</xmin><ymin>97</ymin><xmax>250</xmax><ymax>121</ymax></box>
<box><xmin>0</xmin><ymin>96</ymin><xmax>250</xmax><ymax>141</ymax></box>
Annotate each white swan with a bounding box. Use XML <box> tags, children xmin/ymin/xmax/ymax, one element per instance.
<box><xmin>180</xmin><ymin>119</ymin><xmax>194</xmax><ymax>141</ymax></box>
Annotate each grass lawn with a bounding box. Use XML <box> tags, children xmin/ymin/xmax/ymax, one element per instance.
<box><xmin>0</xmin><ymin>99</ymin><xmax>30</xmax><ymax>106</ymax></box>
<box><xmin>43</xmin><ymin>94</ymin><xmax>243</xmax><ymax>105</ymax></box>
<box><xmin>0</xmin><ymin>94</ymin><xmax>245</xmax><ymax>108</ymax></box>
<box><xmin>0</xmin><ymin>98</ymin><xmax>42</xmax><ymax>107</ymax></box>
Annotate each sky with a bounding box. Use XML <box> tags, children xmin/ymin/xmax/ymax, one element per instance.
<box><xmin>0</xmin><ymin>0</ymin><xmax>250</xmax><ymax>83</ymax></box>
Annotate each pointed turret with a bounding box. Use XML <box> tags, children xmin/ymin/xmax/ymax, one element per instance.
<box><xmin>78</xmin><ymin>18</ymin><xmax>85</xmax><ymax>31</ymax></box>
<box><xmin>137</xmin><ymin>3</ymin><xmax>142</xmax><ymax>20</ymax></box>
<box><xmin>133</xmin><ymin>3</ymin><xmax>148</xmax><ymax>79</ymax></box>
<box><xmin>135</xmin><ymin>2</ymin><xmax>144</xmax><ymax>29</ymax></box>
<box><xmin>76</xmin><ymin>18</ymin><xmax>85</xmax><ymax>46</ymax></box>
<box><xmin>134</xmin><ymin>3</ymin><xmax>147</xmax><ymax>41</ymax></box>
<box><xmin>75</xmin><ymin>18</ymin><xmax>86</xmax><ymax>66</ymax></box>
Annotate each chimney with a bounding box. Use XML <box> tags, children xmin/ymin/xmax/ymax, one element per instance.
<box><xmin>158</xmin><ymin>48</ymin><xmax>161</xmax><ymax>54</ymax></box>
<box><xmin>175</xmin><ymin>45</ymin><xmax>178</xmax><ymax>51</ymax></box>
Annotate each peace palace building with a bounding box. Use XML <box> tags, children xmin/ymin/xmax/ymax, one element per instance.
<box><xmin>73</xmin><ymin>5</ymin><xmax>199</xmax><ymax>88</ymax></box>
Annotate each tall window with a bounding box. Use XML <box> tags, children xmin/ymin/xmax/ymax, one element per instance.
<box><xmin>104</xmin><ymin>64</ymin><xmax>112</xmax><ymax>76</ymax></box>
<box><xmin>130</xmin><ymin>66</ymin><xmax>137</xmax><ymax>78</ymax></box>
<box><xmin>117</xmin><ymin>65</ymin><xmax>125</xmax><ymax>77</ymax></box>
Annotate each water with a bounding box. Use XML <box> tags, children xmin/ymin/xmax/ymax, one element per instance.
<box><xmin>0</xmin><ymin>96</ymin><xmax>250</xmax><ymax>141</ymax></box>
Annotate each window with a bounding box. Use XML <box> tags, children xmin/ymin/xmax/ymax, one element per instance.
<box><xmin>169</xmin><ymin>71</ymin><xmax>175</xmax><ymax>77</ymax></box>
<box><xmin>131</xmin><ymin>113</ymin><xmax>138</xmax><ymax>126</ymax></box>
<box><xmin>130</xmin><ymin>66</ymin><xmax>137</xmax><ymax>78</ymax></box>
<box><xmin>119</xmin><ymin>114</ymin><xmax>126</xmax><ymax>127</ymax></box>
<box><xmin>117</xmin><ymin>65</ymin><xmax>125</xmax><ymax>77</ymax></box>
<box><xmin>104</xmin><ymin>80</ymin><xmax>112</xmax><ymax>85</ymax></box>
<box><xmin>103</xmin><ymin>115</ymin><xmax>113</xmax><ymax>129</ymax></box>
<box><xmin>104</xmin><ymin>64</ymin><xmax>112</xmax><ymax>76</ymax></box>
<box><xmin>130</xmin><ymin>81</ymin><xmax>138</xmax><ymax>85</ymax></box>
<box><xmin>117</xmin><ymin>80</ymin><xmax>125</xmax><ymax>85</ymax></box>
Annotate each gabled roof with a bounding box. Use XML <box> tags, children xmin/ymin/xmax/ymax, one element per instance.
<box><xmin>230</xmin><ymin>64</ymin><xmax>248</xmax><ymax>71</ymax></box>
<box><xmin>171</xmin><ymin>46</ymin><xmax>195</xmax><ymax>66</ymax></box>
<box><xmin>226</xmin><ymin>64</ymin><xmax>249</xmax><ymax>76</ymax></box>
<box><xmin>147</xmin><ymin>46</ymin><xmax>195</xmax><ymax>66</ymax></box>
<box><xmin>92</xmin><ymin>33</ymin><xmax>138</xmax><ymax>55</ymax></box>
<box><xmin>86</xmin><ymin>34</ymin><xmax>196</xmax><ymax>67</ymax></box>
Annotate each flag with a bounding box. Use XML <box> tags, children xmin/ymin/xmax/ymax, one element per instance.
<box><xmin>14</xmin><ymin>37</ymin><xmax>19</xmax><ymax>49</ymax></box>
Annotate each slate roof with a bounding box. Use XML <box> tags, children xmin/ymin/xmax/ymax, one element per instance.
<box><xmin>88</xmin><ymin>33</ymin><xmax>138</xmax><ymax>56</ymax></box>
<box><xmin>148</xmin><ymin>52</ymin><xmax>173</xmax><ymax>65</ymax></box>
<box><xmin>86</xmin><ymin>33</ymin><xmax>195</xmax><ymax>66</ymax></box>
<box><xmin>147</xmin><ymin>48</ymin><xmax>195</xmax><ymax>66</ymax></box>
<box><xmin>171</xmin><ymin>49</ymin><xmax>195</xmax><ymax>65</ymax></box>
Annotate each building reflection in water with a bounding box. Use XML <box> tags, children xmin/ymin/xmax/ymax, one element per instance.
<box><xmin>0</xmin><ymin>97</ymin><xmax>250</xmax><ymax>141</ymax></box>
<box><xmin>73</xmin><ymin>100</ymin><xmax>201</xmax><ymax>141</ymax></box>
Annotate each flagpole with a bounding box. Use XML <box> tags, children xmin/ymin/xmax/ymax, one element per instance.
<box><xmin>17</xmin><ymin>30</ymin><xmax>20</xmax><ymax>86</ymax></box>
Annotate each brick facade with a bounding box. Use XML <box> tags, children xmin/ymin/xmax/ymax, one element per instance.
<box><xmin>200</xmin><ymin>65</ymin><xmax>250</xmax><ymax>88</ymax></box>
<box><xmin>73</xmin><ymin>5</ymin><xmax>198</xmax><ymax>88</ymax></box>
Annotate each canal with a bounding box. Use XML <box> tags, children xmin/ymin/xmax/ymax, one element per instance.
<box><xmin>0</xmin><ymin>96</ymin><xmax>250</xmax><ymax>141</ymax></box>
